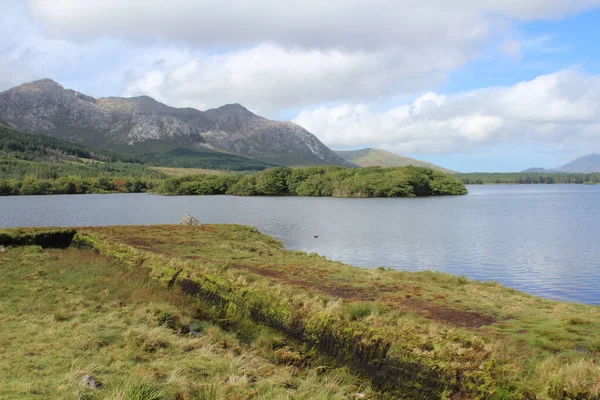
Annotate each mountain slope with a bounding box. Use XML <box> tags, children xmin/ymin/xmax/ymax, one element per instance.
<box><xmin>557</xmin><ymin>153</ymin><xmax>600</xmax><ymax>173</ymax></box>
<box><xmin>336</xmin><ymin>148</ymin><xmax>455</xmax><ymax>173</ymax></box>
<box><xmin>0</xmin><ymin>122</ymin><xmax>135</xmax><ymax>164</ymax></box>
<box><xmin>0</xmin><ymin>123</ymin><xmax>277</xmax><ymax>172</ymax></box>
<box><xmin>522</xmin><ymin>153</ymin><xmax>600</xmax><ymax>173</ymax></box>
<box><xmin>521</xmin><ymin>168</ymin><xmax>549</xmax><ymax>173</ymax></box>
<box><xmin>0</xmin><ymin>79</ymin><xmax>352</xmax><ymax>167</ymax></box>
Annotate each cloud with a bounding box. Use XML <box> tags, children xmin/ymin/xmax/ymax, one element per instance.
<box><xmin>122</xmin><ymin>44</ymin><xmax>469</xmax><ymax>114</ymax></box>
<box><xmin>28</xmin><ymin>0</ymin><xmax>600</xmax><ymax>51</ymax></box>
<box><xmin>0</xmin><ymin>1</ymin><xmax>124</xmax><ymax>93</ymax></box>
<box><xmin>21</xmin><ymin>0</ymin><xmax>600</xmax><ymax>115</ymax></box>
<box><xmin>293</xmin><ymin>70</ymin><xmax>600</xmax><ymax>154</ymax></box>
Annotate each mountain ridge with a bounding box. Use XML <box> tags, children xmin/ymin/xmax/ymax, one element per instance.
<box><xmin>0</xmin><ymin>79</ymin><xmax>353</xmax><ymax>167</ymax></box>
<box><xmin>522</xmin><ymin>153</ymin><xmax>600</xmax><ymax>173</ymax></box>
<box><xmin>335</xmin><ymin>148</ymin><xmax>455</xmax><ymax>173</ymax></box>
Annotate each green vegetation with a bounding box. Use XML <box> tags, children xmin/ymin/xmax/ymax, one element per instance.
<box><xmin>150</xmin><ymin>166</ymin><xmax>227</xmax><ymax>177</ymax></box>
<box><xmin>1</xmin><ymin>125</ymin><xmax>466</xmax><ymax>197</ymax></box>
<box><xmin>139</xmin><ymin>148</ymin><xmax>279</xmax><ymax>171</ymax></box>
<box><xmin>158</xmin><ymin>165</ymin><xmax>468</xmax><ymax>197</ymax></box>
<box><xmin>2</xmin><ymin>225</ymin><xmax>598</xmax><ymax>398</ymax></box>
<box><xmin>0</xmin><ymin>125</ymin><xmax>277</xmax><ymax>196</ymax></box>
<box><xmin>0</xmin><ymin>174</ymin><xmax>161</xmax><ymax>196</ymax></box>
<box><xmin>0</xmin><ymin>124</ymin><xmax>166</xmax><ymax>195</ymax></box>
<box><xmin>0</xmin><ymin>123</ymin><xmax>136</xmax><ymax>164</ymax></box>
<box><xmin>0</xmin><ymin>241</ymin><xmax>373</xmax><ymax>399</ymax></box>
<box><xmin>455</xmin><ymin>172</ymin><xmax>600</xmax><ymax>184</ymax></box>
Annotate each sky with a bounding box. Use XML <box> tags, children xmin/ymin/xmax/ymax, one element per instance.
<box><xmin>2</xmin><ymin>1</ymin><xmax>600</xmax><ymax>172</ymax></box>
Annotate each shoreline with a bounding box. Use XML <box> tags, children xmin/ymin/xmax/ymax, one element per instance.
<box><xmin>1</xmin><ymin>224</ymin><xmax>599</xmax><ymax>398</ymax></box>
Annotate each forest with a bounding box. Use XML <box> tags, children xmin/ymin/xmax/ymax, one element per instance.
<box><xmin>157</xmin><ymin>165</ymin><xmax>468</xmax><ymax>197</ymax></box>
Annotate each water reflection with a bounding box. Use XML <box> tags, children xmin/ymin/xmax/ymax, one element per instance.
<box><xmin>1</xmin><ymin>184</ymin><xmax>599</xmax><ymax>305</ymax></box>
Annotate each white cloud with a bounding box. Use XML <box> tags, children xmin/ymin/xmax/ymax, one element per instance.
<box><xmin>122</xmin><ymin>44</ymin><xmax>469</xmax><ymax>114</ymax></box>
<box><xmin>22</xmin><ymin>0</ymin><xmax>600</xmax><ymax>115</ymax></box>
<box><xmin>293</xmin><ymin>70</ymin><xmax>600</xmax><ymax>154</ymax></box>
<box><xmin>28</xmin><ymin>0</ymin><xmax>600</xmax><ymax>50</ymax></box>
<box><xmin>0</xmin><ymin>1</ymin><xmax>126</xmax><ymax>93</ymax></box>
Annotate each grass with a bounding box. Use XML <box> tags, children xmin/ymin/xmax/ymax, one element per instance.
<box><xmin>150</xmin><ymin>167</ymin><xmax>227</xmax><ymax>177</ymax></box>
<box><xmin>0</xmin><ymin>246</ymin><xmax>373</xmax><ymax>399</ymax></box>
<box><xmin>1</xmin><ymin>225</ymin><xmax>599</xmax><ymax>399</ymax></box>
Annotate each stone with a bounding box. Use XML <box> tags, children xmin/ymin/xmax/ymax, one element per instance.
<box><xmin>180</xmin><ymin>213</ymin><xmax>201</xmax><ymax>226</ymax></box>
<box><xmin>80</xmin><ymin>374</ymin><xmax>102</xmax><ymax>390</ymax></box>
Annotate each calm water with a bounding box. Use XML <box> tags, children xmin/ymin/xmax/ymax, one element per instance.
<box><xmin>1</xmin><ymin>185</ymin><xmax>599</xmax><ymax>305</ymax></box>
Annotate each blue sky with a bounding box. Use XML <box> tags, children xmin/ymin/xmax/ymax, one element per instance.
<box><xmin>3</xmin><ymin>1</ymin><xmax>600</xmax><ymax>172</ymax></box>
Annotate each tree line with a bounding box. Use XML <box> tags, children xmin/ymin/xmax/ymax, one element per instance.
<box><xmin>455</xmin><ymin>172</ymin><xmax>600</xmax><ymax>185</ymax></box>
<box><xmin>0</xmin><ymin>176</ymin><xmax>160</xmax><ymax>196</ymax></box>
<box><xmin>157</xmin><ymin>166</ymin><xmax>468</xmax><ymax>197</ymax></box>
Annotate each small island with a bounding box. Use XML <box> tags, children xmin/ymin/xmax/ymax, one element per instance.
<box><xmin>157</xmin><ymin>165</ymin><xmax>468</xmax><ymax>197</ymax></box>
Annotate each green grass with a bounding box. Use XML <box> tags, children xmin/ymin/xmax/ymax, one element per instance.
<box><xmin>74</xmin><ymin>224</ymin><xmax>600</xmax><ymax>399</ymax></box>
<box><xmin>2</xmin><ymin>225</ymin><xmax>599</xmax><ymax>399</ymax></box>
<box><xmin>0</xmin><ymin>246</ymin><xmax>373</xmax><ymax>399</ymax></box>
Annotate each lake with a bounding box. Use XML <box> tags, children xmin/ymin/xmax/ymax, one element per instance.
<box><xmin>1</xmin><ymin>184</ymin><xmax>599</xmax><ymax>305</ymax></box>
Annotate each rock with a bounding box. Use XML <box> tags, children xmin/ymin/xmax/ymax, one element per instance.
<box><xmin>179</xmin><ymin>213</ymin><xmax>200</xmax><ymax>226</ymax></box>
<box><xmin>0</xmin><ymin>79</ymin><xmax>353</xmax><ymax>167</ymax></box>
<box><xmin>80</xmin><ymin>374</ymin><xmax>102</xmax><ymax>390</ymax></box>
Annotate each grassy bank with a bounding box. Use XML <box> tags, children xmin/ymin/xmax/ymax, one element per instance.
<box><xmin>0</xmin><ymin>244</ymin><xmax>373</xmax><ymax>399</ymax></box>
<box><xmin>1</xmin><ymin>226</ymin><xmax>599</xmax><ymax>399</ymax></box>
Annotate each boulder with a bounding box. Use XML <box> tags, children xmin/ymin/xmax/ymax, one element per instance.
<box><xmin>179</xmin><ymin>213</ymin><xmax>200</xmax><ymax>226</ymax></box>
<box><xmin>80</xmin><ymin>374</ymin><xmax>102</xmax><ymax>390</ymax></box>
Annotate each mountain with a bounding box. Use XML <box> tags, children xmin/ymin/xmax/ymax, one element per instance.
<box><xmin>522</xmin><ymin>153</ymin><xmax>600</xmax><ymax>173</ymax></box>
<box><xmin>0</xmin><ymin>122</ymin><xmax>135</xmax><ymax>164</ymax></box>
<box><xmin>556</xmin><ymin>153</ymin><xmax>600</xmax><ymax>173</ymax></box>
<box><xmin>0</xmin><ymin>123</ymin><xmax>278</xmax><ymax>172</ymax></box>
<box><xmin>0</xmin><ymin>79</ymin><xmax>352</xmax><ymax>167</ymax></box>
<box><xmin>521</xmin><ymin>168</ymin><xmax>549</xmax><ymax>173</ymax></box>
<box><xmin>335</xmin><ymin>148</ymin><xmax>455</xmax><ymax>173</ymax></box>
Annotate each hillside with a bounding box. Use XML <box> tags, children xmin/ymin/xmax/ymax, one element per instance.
<box><xmin>522</xmin><ymin>153</ymin><xmax>600</xmax><ymax>173</ymax></box>
<box><xmin>0</xmin><ymin>123</ymin><xmax>135</xmax><ymax>164</ymax></box>
<box><xmin>0</xmin><ymin>79</ymin><xmax>352</xmax><ymax>167</ymax></box>
<box><xmin>0</xmin><ymin>117</ymin><xmax>276</xmax><ymax>171</ymax></box>
<box><xmin>336</xmin><ymin>148</ymin><xmax>454</xmax><ymax>173</ymax></box>
<box><xmin>558</xmin><ymin>153</ymin><xmax>600</xmax><ymax>173</ymax></box>
<box><xmin>1</xmin><ymin>226</ymin><xmax>598</xmax><ymax>399</ymax></box>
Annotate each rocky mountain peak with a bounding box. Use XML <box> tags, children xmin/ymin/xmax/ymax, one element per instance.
<box><xmin>207</xmin><ymin>103</ymin><xmax>257</xmax><ymax>117</ymax></box>
<box><xmin>0</xmin><ymin>78</ymin><xmax>354</xmax><ymax>167</ymax></box>
<box><xmin>22</xmin><ymin>78</ymin><xmax>64</xmax><ymax>91</ymax></box>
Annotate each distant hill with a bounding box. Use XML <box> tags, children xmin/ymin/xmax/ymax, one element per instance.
<box><xmin>335</xmin><ymin>148</ymin><xmax>455</xmax><ymax>173</ymax></box>
<box><xmin>522</xmin><ymin>153</ymin><xmax>600</xmax><ymax>173</ymax></box>
<box><xmin>521</xmin><ymin>168</ymin><xmax>550</xmax><ymax>173</ymax></box>
<box><xmin>557</xmin><ymin>153</ymin><xmax>600</xmax><ymax>173</ymax></box>
<box><xmin>0</xmin><ymin>79</ymin><xmax>353</xmax><ymax>167</ymax></box>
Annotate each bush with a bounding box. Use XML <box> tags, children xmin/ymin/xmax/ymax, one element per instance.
<box><xmin>160</xmin><ymin>166</ymin><xmax>467</xmax><ymax>198</ymax></box>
